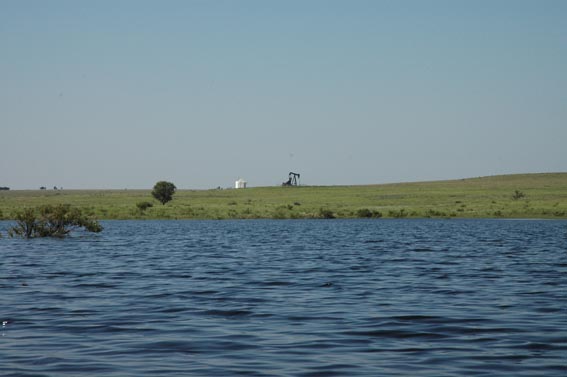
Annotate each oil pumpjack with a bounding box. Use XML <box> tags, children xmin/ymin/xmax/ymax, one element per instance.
<box><xmin>282</xmin><ymin>172</ymin><xmax>300</xmax><ymax>186</ymax></box>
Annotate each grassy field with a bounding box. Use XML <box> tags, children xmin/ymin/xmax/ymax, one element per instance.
<box><xmin>0</xmin><ymin>173</ymin><xmax>566</xmax><ymax>220</ymax></box>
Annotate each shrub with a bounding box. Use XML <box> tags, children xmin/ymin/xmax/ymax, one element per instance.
<box><xmin>8</xmin><ymin>204</ymin><xmax>102</xmax><ymax>238</ymax></box>
<box><xmin>512</xmin><ymin>190</ymin><xmax>525</xmax><ymax>200</ymax></box>
<box><xmin>356</xmin><ymin>208</ymin><xmax>382</xmax><ymax>218</ymax></box>
<box><xmin>136</xmin><ymin>201</ymin><xmax>154</xmax><ymax>212</ymax></box>
<box><xmin>425</xmin><ymin>209</ymin><xmax>447</xmax><ymax>218</ymax></box>
<box><xmin>356</xmin><ymin>208</ymin><xmax>372</xmax><ymax>218</ymax></box>
<box><xmin>318</xmin><ymin>208</ymin><xmax>336</xmax><ymax>219</ymax></box>
<box><xmin>9</xmin><ymin>208</ymin><xmax>36</xmax><ymax>238</ymax></box>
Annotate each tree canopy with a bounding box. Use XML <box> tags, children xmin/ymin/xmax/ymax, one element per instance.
<box><xmin>152</xmin><ymin>181</ymin><xmax>177</xmax><ymax>205</ymax></box>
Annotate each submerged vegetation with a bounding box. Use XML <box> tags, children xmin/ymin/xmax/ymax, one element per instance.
<box><xmin>6</xmin><ymin>204</ymin><xmax>102</xmax><ymax>238</ymax></box>
<box><xmin>0</xmin><ymin>173</ymin><xmax>565</xmax><ymax>220</ymax></box>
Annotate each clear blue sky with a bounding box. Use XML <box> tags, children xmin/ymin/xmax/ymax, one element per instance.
<box><xmin>1</xmin><ymin>0</ymin><xmax>565</xmax><ymax>189</ymax></box>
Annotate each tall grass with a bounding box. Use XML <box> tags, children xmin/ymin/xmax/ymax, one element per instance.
<box><xmin>0</xmin><ymin>173</ymin><xmax>566</xmax><ymax>220</ymax></box>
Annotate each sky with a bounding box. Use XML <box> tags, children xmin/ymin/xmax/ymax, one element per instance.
<box><xmin>1</xmin><ymin>0</ymin><xmax>566</xmax><ymax>189</ymax></box>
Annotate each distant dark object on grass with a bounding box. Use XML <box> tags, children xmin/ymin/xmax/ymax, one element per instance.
<box><xmin>136</xmin><ymin>201</ymin><xmax>154</xmax><ymax>212</ymax></box>
<box><xmin>7</xmin><ymin>204</ymin><xmax>102</xmax><ymax>238</ymax></box>
<box><xmin>0</xmin><ymin>187</ymin><xmax>9</xmax><ymax>191</ymax></box>
<box><xmin>512</xmin><ymin>190</ymin><xmax>526</xmax><ymax>200</ymax></box>
<box><xmin>356</xmin><ymin>208</ymin><xmax>382</xmax><ymax>218</ymax></box>
<box><xmin>318</xmin><ymin>208</ymin><xmax>336</xmax><ymax>219</ymax></box>
<box><xmin>152</xmin><ymin>181</ymin><xmax>177</xmax><ymax>205</ymax></box>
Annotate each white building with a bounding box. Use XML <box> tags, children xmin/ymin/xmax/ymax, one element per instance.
<box><xmin>235</xmin><ymin>178</ymin><xmax>247</xmax><ymax>189</ymax></box>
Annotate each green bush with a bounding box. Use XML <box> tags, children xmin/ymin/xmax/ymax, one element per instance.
<box><xmin>356</xmin><ymin>208</ymin><xmax>382</xmax><ymax>218</ymax></box>
<box><xmin>512</xmin><ymin>190</ymin><xmax>526</xmax><ymax>200</ymax></box>
<box><xmin>318</xmin><ymin>208</ymin><xmax>336</xmax><ymax>219</ymax></box>
<box><xmin>425</xmin><ymin>209</ymin><xmax>447</xmax><ymax>218</ymax></box>
<box><xmin>136</xmin><ymin>201</ymin><xmax>154</xmax><ymax>212</ymax></box>
<box><xmin>8</xmin><ymin>204</ymin><xmax>102</xmax><ymax>238</ymax></box>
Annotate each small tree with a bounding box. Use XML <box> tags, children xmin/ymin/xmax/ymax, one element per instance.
<box><xmin>152</xmin><ymin>181</ymin><xmax>176</xmax><ymax>205</ymax></box>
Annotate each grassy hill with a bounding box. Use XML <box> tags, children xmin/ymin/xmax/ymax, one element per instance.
<box><xmin>1</xmin><ymin>173</ymin><xmax>566</xmax><ymax>220</ymax></box>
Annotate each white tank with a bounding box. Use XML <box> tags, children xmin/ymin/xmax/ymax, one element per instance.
<box><xmin>235</xmin><ymin>179</ymin><xmax>247</xmax><ymax>189</ymax></box>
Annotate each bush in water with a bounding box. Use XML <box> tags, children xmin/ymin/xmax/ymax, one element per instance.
<box><xmin>8</xmin><ymin>204</ymin><xmax>102</xmax><ymax>238</ymax></box>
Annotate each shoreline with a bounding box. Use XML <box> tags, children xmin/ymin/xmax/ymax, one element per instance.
<box><xmin>1</xmin><ymin>173</ymin><xmax>566</xmax><ymax>221</ymax></box>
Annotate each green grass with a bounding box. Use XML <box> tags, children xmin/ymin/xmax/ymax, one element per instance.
<box><xmin>1</xmin><ymin>173</ymin><xmax>566</xmax><ymax>220</ymax></box>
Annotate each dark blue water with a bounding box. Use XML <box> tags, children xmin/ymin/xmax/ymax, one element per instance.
<box><xmin>1</xmin><ymin>219</ymin><xmax>566</xmax><ymax>376</ymax></box>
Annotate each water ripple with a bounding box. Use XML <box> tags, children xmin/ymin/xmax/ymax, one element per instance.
<box><xmin>1</xmin><ymin>219</ymin><xmax>566</xmax><ymax>376</ymax></box>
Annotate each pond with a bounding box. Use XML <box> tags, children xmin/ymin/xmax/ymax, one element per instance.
<box><xmin>1</xmin><ymin>219</ymin><xmax>566</xmax><ymax>376</ymax></box>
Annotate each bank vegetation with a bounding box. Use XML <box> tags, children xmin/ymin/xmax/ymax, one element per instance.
<box><xmin>0</xmin><ymin>173</ymin><xmax>565</xmax><ymax>220</ymax></box>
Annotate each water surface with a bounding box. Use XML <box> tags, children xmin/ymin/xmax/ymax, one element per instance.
<box><xmin>1</xmin><ymin>219</ymin><xmax>566</xmax><ymax>376</ymax></box>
